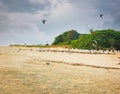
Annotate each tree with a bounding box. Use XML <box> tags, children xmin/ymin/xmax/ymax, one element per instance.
<box><xmin>52</xmin><ymin>29</ymin><xmax>120</xmax><ymax>50</ymax></box>
<box><xmin>52</xmin><ymin>30</ymin><xmax>80</xmax><ymax>45</ymax></box>
<box><xmin>71</xmin><ymin>34</ymin><xmax>94</xmax><ymax>49</ymax></box>
<box><xmin>71</xmin><ymin>29</ymin><xmax>120</xmax><ymax>50</ymax></box>
<box><xmin>52</xmin><ymin>34</ymin><xmax>63</xmax><ymax>45</ymax></box>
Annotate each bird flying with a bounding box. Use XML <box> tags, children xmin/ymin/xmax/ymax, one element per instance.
<box><xmin>42</xmin><ymin>19</ymin><xmax>46</xmax><ymax>24</ymax></box>
<box><xmin>100</xmin><ymin>14</ymin><xmax>103</xmax><ymax>18</ymax></box>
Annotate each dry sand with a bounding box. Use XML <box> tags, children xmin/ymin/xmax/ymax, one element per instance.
<box><xmin>0</xmin><ymin>46</ymin><xmax>120</xmax><ymax>94</ymax></box>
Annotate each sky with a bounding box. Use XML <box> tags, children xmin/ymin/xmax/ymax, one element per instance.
<box><xmin>0</xmin><ymin>0</ymin><xmax>120</xmax><ymax>45</ymax></box>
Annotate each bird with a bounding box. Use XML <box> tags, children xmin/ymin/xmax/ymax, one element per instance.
<box><xmin>100</xmin><ymin>14</ymin><xmax>103</xmax><ymax>18</ymax></box>
<box><xmin>42</xmin><ymin>19</ymin><xmax>46</xmax><ymax>24</ymax></box>
<box><xmin>46</xmin><ymin>62</ymin><xmax>50</xmax><ymax>65</ymax></box>
<box><xmin>118</xmin><ymin>63</ymin><xmax>120</xmax><ymax>65</ymax></box>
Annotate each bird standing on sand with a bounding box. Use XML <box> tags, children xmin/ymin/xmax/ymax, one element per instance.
<box><xmin>46</xmin><ymin>62</ymin><xmax>50</xmax><ymax>65</ymax></box>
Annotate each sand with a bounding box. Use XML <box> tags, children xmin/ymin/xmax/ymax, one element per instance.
<box><xmin>0</xmin><ymin>46</ymin><xmax>120</xmax><ymax>94</ymax></box>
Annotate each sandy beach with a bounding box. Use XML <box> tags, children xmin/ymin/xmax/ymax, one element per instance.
<box><xmin>0</xmin><ymin>46</ymin><xmax>120</xmax><ymax>94</ymax></box>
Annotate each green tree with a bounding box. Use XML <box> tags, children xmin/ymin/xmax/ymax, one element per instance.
<box><xmin>52</xmin><ymin>34</ymin><xmax>63</xmax><ymax>45</ymax></box>
<box><xmin>71</xmin><ymin>34</ymin><xmax>94</xmax><ymax>49</ymax></box>
<box><xmin>71</xmin><ymin>29</ymin><xmax>120</xmax><ymax>50</ymax></box>
<box><xmin>52</xmin><ymin>30</ymin><xmax>80</xmax><ymax>45</ymax></box>
<box><xmin>52</xmin><ymin>29</ymin><xmax>120</xmax><ymax>50</ymax></box>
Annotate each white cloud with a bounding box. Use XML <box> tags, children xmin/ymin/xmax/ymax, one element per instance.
<box><xmin>49</xmin><ymin>0</ymin><xmax>74</xmax><ymax>20</ymax></box>
<box><xmin>0</xmin><ymin>25</ymin><xmax>50</xmax><ymax>45</ymax></box>
<box><xmin>0</xmin><ymin>2</ymin><xmax>7</xmax><ymax>12</ymax></box>
<box><xmin>0</xmin><ymin>9</ymin><xmax>50</xmax><ymax>33</ymax></box>
<box><xmin>29</xmin><ymin>0</ymin><xmax>47</xmax><ymax>4</ymax></box>
<box><xmin>0</xmin><ymin>0</ymin><xmax>120</xmax><ymax>45</ymax></box>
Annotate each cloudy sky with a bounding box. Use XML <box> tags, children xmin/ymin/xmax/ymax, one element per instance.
<box><xmin>0</xmin><ymin>0</ymin><xmax>120</xmax><ymax>45</ymax></box>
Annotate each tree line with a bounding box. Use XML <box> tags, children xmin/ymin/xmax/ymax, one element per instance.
<box><xmin>52</xmin><ymin>29</ymin><xmax>120</xmax><ymax>50</ymax></box>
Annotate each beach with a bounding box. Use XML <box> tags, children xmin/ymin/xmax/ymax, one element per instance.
<box><xmin>0</xmin><ymin>46</ymin><xmax>120</xmax><ymax>94</ymax></box>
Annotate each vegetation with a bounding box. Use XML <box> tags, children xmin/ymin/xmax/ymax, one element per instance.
<box><xmin>9</xmin><ymin>44</ymin><xmax>49</xmax><ymax>48</ymax></box>
<box><xmin>10</xmin><ymin>29</ymin><xmax>120</xmax><ymax>50</ymax></box>
<box><xmin>52</xmin><ymin>30</ymin><xmax>80</xmax><ymax>45</ymax></box>
<box><xmin>52</xmin><ymin>29</ymin><xmax>120</xmax><ymax>50</ymax></box>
